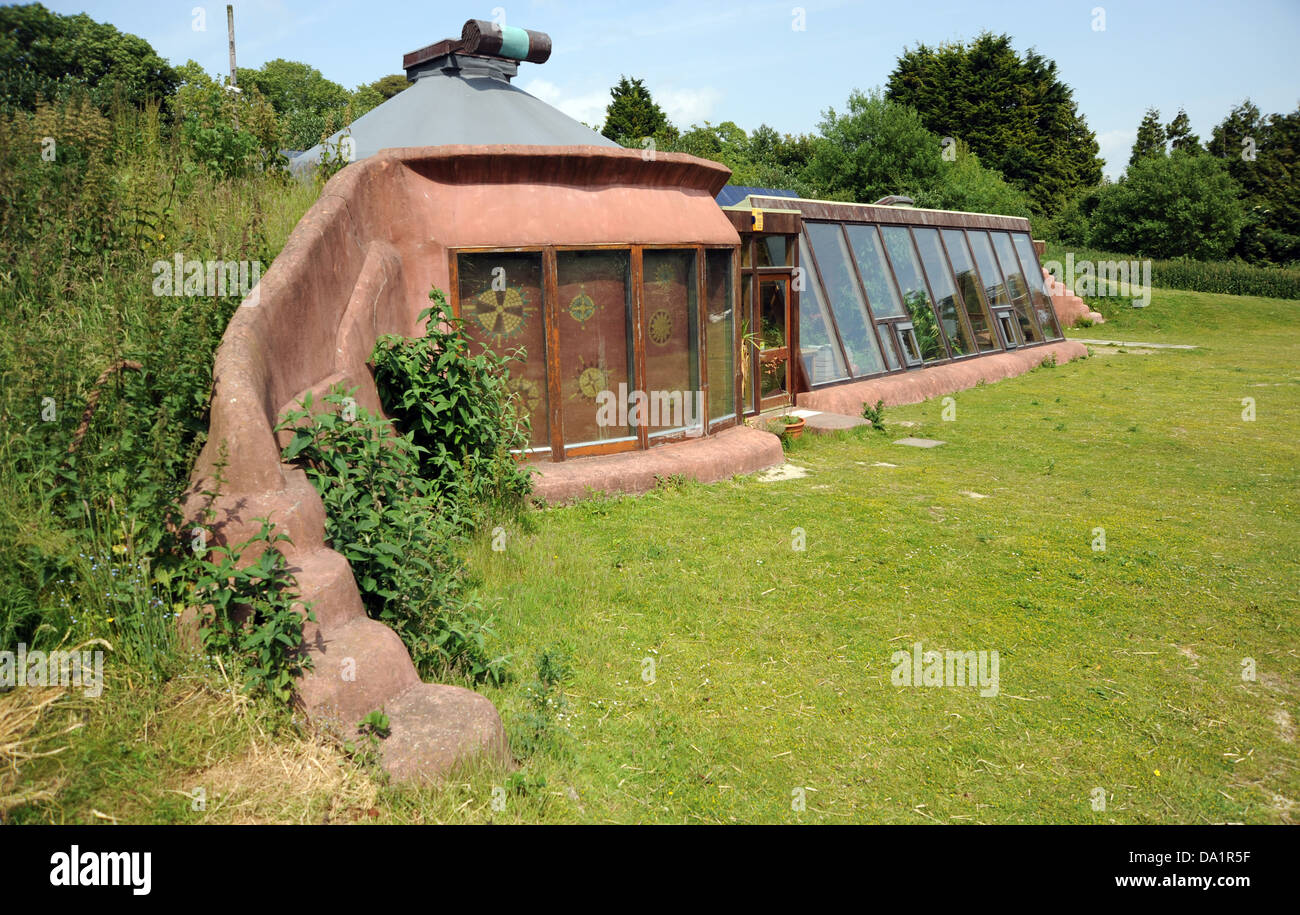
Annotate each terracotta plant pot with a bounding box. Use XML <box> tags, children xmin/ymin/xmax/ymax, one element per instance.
<box><xmin>773</xmin><ymin>416</ymin><xmax>805</xmax><ymax>439</ymax></box>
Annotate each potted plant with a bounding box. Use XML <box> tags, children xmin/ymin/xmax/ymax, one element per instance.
<box><xmin>770</xmin><ymin>414</ymin><xmax>805</xmax><ymax>439</ymax></box>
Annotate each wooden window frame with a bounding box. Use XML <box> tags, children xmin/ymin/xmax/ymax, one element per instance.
<box><xmin>451</xmin><ymin>243</ymin><xmax>738</xmax><ymax>462</ymax></box>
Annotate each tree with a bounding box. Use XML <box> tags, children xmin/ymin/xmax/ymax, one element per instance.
<box><xmin>235</xmin><ymin>59</ymin><xmax>350</xmax><ymax>116</ymax></box>
<box><xmin>804</xmin><ymin>90</ymin><xmax>942</xmax><ymax>203</ymax></box>
<box><xmin>233</xmin><ymin>59</ymin><xmax>353</xmax><ymax>149</ymax></box>
<box><xmin>802</xmin><ymin>90</ymin><xmax>1032</xmax><ymax>216</ymax></box>
<box><xmin>665</xmin><ymin>120</ymin><xmax>816</xmax><ymax>193</ymax></box>
<box><xmin>601</xmin><ymin>76</ymin><xmax>676</xmax><ymax>146</ymax></box>
<box><xmin>919</xmin><ymin>141</ymin><xmax>1034</xmax><ymax>218</ymax></box>
<box><xmin>0</xmin><ymin>2</ymin><xmax>178</xmax><ymax>111</ymax></box>
<box><xmin>350</xmin><ymin>74</ymin><xmax>410</xmax><ymax>118</ymax></box>
<box><xmin>885</xmin><ymin>33</ymin><xmax>1102</xmax><ymax>213</ymax></box>
<box><xmin>1208</xmin><ymin>100</ymin><xmax>1299</xmax><ymax>264</ymax></box>
<box><xmin>1090</xmin><ymin>152</ymin><xmax>1247</xmax><ymax>260</ymax></box>
<box><xmin>368</xmin><ymin>74</ymin><xmax>411</xmax><ymax>100</ymax></box>
<box><xmin>1130</xmin><ymin>107</ymin><xmax>1167</xmax><ymax>166</ymax></box>
<box><xmin>1166</xmin><ymin>108</ymin><xmax>1200</xmax><ymax>154</ymax></box>
<box><xmin>1207</xmin><ymin>99</ymin><xmax>1263</xmax><ymax>167</ymax></box>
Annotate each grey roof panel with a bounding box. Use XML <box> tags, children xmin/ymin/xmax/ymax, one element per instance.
<box><xmin>292</xmin><ymin>66</ymin><xmax>615</xmax><ymax>172</ymax></box>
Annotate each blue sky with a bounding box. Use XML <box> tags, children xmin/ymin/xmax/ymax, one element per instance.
<box><xmin>44</xmin><ymin>0</ymin><xmax>1300</xmax><ymax>178</ymax></box>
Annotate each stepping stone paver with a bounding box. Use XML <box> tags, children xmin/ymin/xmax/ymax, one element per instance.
<box><xmin>893</xmin><ymin>437</ymin><xmax>946</xmax><ymax>448</ymax></box>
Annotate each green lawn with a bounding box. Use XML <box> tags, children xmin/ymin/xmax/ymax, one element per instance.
<box><xmin>441</xmin><ymin>285</ymin><xmax>1299</xmax><ymax>823</ymax></box>
<box><xmin>9</xmin><ymin>286</ymin><xmax>1298</xmax><ymax>824</ymax></box>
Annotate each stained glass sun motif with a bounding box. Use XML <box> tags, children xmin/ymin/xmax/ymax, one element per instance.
<box><xmin>654</xmin><ymin>261</ymin><xmax>677</xmax><ymax>289</ymax></box>
<box><xmin>472</xmin><ymin>285</ymin><xmax>531</xmax><ymax>342</ymax></box>
<box><xmin>572</xmin><ymin>355</ymin><xmax>611</xmax><ymax>402</ymax></box>
<box><xmin>567</xmin><ymin>289</ymin><xmax>597</xmax><ymax>325</ymax></box>
<box><xmin>648</xmin><ymin>308</ymin><xmax>673</xmax><ymax>346</ymax></box>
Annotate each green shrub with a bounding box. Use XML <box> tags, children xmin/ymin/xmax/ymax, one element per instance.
<box><xmin>371</xmin><ymin>288</ymin><xmax>533</xmax><ymax>530</ymax></box>
<box><xmin>277</xmin><ymin>387</ymin><xmax>509</xmax><ymax>686</ymax></box>
<box><xmin>172</xmin><ymin>63</ymin><xmax>284</xmax><ymax>178</ymax></box>
<box><xmin>1140</xmin><ymin>258</ymin><xmax>1300</xmax><ymax>299</ymax></box>
<box><xmin>194</xmin><ymin>518</ymin><xmax>312</xmax><ymax>703</ymax></box>
<box><xmin>861</xmin><ymin>399</ymin><xmax>886</xmax><ymax>431</ymax></box>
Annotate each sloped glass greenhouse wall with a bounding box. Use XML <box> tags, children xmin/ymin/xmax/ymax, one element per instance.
<box><xmin>795</xmin><ymin>243</ymin><xmax>851</xmax><ymax>387</ymax></box>
<box><xmin>804</xmin><ymin>223</ymin><xmax>888</xmax><ymax>378</ymax></box>
<box><xmin>798</xmin><ymin>218</ymin><xmax>1063</xmax><ymax>389</ymax></box>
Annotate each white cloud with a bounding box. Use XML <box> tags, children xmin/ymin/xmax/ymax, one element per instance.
<box><xmin>522</xmin><ymin>78</ymin><xmax>609</xmax><ymax>129</ymax></box>
<box><xmin>1096</xmin><ymin>128</ymin><xmax>1135</xmax><ymax>181</ymax></box>
<box><xmin>523</xmin><ymin>79</ymin><xmax>722</xmax><ymax>132</ymax></box>
<box><xmin>656</xmin><ymin>87</ymin><xmax>723</xmax><ymax>129</ymax></box>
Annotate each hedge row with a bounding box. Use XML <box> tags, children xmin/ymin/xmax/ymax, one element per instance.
<box><xmin>1042</xmin><ymin>246</ymin><xmax>1300</xmax><ymax>300</ymax></box>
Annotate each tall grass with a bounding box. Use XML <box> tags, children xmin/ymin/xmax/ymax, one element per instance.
<box><xmin>0</xmin><ymin>94</ymin><xmax>320</xmax><ymax>669</ymax></box>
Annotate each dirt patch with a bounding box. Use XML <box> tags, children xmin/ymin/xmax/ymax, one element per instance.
<box><xmin>180</xmin><ymin>735</ymin><xmax>379</xmax><ymax>824</ymax></box>
<box><xmin>1272</xmin><ymin>708</ymin><xmax>1295</xmax><ymax>743</ymax></box>
<box><xmin>0</xmin><ymin>687</ymin><xmax>79</xmax><ymax>817</ymax></box>
<box><xmin>756</xmin><ymin>463</ymin><xmax>810</xmax><ymax>482</ymax></box>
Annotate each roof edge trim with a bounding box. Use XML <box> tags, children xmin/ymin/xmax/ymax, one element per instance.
<box><xmin>376</xmin><ymin>144</ymin><xmax>733</xmax><ymax>196</ymax></box>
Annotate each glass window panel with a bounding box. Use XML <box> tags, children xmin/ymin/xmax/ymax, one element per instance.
<box><xmin>913</xmin><ymin>228</ymin><xmax>974</xmax><ymax>357</ymax></box>
<box><xmin>805</xmin><ymin>222</ymin><xmax>887</xmax><ymax>378</ymax></box>
<box><xmin>1012</xmin><ymin>232</ymin><xmax>1063</xmax><ymax>340</ymax></box>
<box><xmin>967</xmin><ymin>230</ymin><xmax>1010</xmax><ymax>308</ymax></box>
<box><xmin>880</xmin><ymin>225</ymin><xmax>946</xmax><ymax>362</ymax></box>
<box><xmin>642</xmin><ymin>250</ymin><xmax>701</xmax><ymax>438</ymax></box>
<box><xmin>705</xmin><ymin>250</ymin><xmax>735</xmax><ymax>424</ymax></box>
<box><xmin>991</xmin><ymin>231</ymin><xmax>1044</xmax><ymax>342</ymax></box>
<box><xmin>457</xmin><ymin>251</ymin><xmax>550</xmax><ymax>449</ymax></box>
<box><xmin>845</xmin><ymin>224</ymin><xmax>906</xmax><ymax>319</ymax></box>
<box><xmin>757</xmin><ymin>279</ymin><xmax>788</xmax><ymax>398</ymax></box>
<box><xmin>795</xmin><ymin>235</ymin><xmax>849</xmax><ymax>386</ymax></box>
<box><xmin>741</xmin><ymin>277</ymin><xmax>753</xmax><ymax>411</ymax></box>
<box><xmin>556</xmin><ymin>250</ymin><xmax>635</xmax><ymax>446</ymax></box>
<box><xmin>754</xmin><ymin>235</ymin><xmax>790</xmax><ymax>267</ymax></box>
<box><xmin>757</xmin><ymin>279</ymin><xmax>786</xmax><ymax>348</ymax></box>
<box><xmin>940</xmin><ymin>229</ymin><xmax>999</xmax><ymax>352</ymax></box>
<box><xmin>875</xmin><ymin>321</ymin><xmax>900</xmax><ymax>371</ymax></box>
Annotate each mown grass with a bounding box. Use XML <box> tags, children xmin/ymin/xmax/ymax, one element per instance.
<box><xmin>7</xmin><ymin>284</ymin><xmax>1297</xmax><ymax>824</ymax></box>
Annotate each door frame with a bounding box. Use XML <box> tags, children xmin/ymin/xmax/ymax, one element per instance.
<box><xmin>750</xmin><ymin>274</ymin><xmax>792</xmax><ymax>414</ymax></box>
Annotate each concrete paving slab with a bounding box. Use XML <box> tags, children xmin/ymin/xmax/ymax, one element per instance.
<box><xmin>893</xmin><ymin>437</ymin><xmax>947</xmax><ymax>448</ymax></box>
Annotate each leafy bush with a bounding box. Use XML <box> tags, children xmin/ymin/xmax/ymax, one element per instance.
<box><xmin>1139</xmin><ymin>258</ymin><xmax>1300</xmax><ymax>300</ymax></box>
<box><xmin>277</xmin><ymin>388</ymin><xmax>509</xmax><ymax>686</ymax></box>
<box><xmin>861</xmin><ymin>399</ymin><xmax>886</xmax><ymax>431</ymax></box>
<box><xmin>172</xmin><ymin>62</ymin><xmax>284</xmax><ymax>178</ymax></box>
<box><xmin>0</xmin><ymin>3</ymin><xmax>179</xmax><ymax>114</ymax></box>
<box><xmin>915</xmin><ymin>141</ymin><xmax>1034</xmax><ymax>218</ymax></box>
<box><xmin>804</xmin><ymin>90</ymin><xmax>944</xmax><ymax>205</ymax></box>
<box><xmin>194</xmin><ymin>518</ymin><xmax>312</xmax><ymax>703</ymax></box>
<box><xmin>371</xmin><ymin>289</ymin><xmax>533</xmax><ymax>530</ymax></box>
